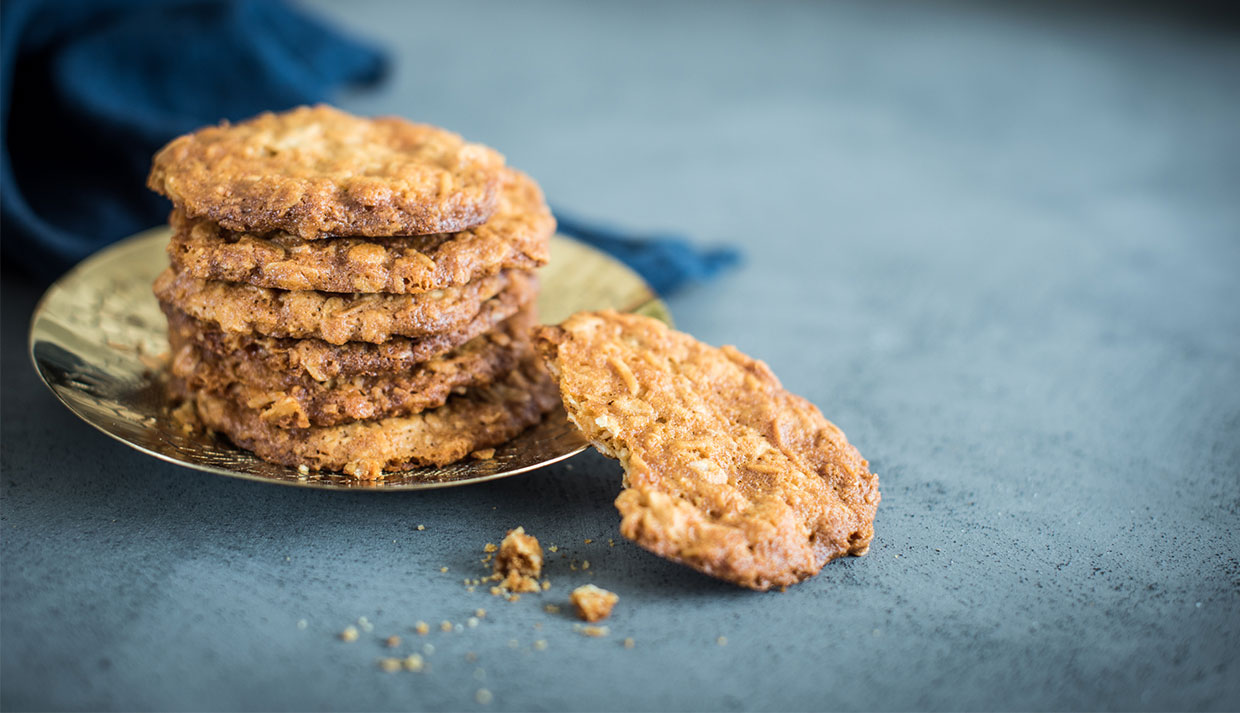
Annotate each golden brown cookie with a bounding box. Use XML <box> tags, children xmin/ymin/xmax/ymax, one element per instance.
<box><xmin>166</xmin><ymin>170</ymin><xmax>553</xmax><ymax>294</ymax></box>
<box><xmin>149</xmin><ymin>105</ymin><xmax>506</xmax><ymax>239</ymax></box>
<box><xmin>160</xmin><ymin>282</ymin><xmax>535</xmax><ymax>382</ymax></box>
<box><xmin>535</xmin><ymin>311</ymin><xmax>880</xmax><ymax>591</ymax></box>
<box><xmin>154</xmin><ymin>267</ymin><xmax>535</xmax><ymax>345</ymax></box>
<box><xmin>181</xmin><ymin>359</ymin><xmax>559</xmax><ymax>478</ymax></box>
<box><xmin>170</xmin><ymin>309</ymin><xmax>536</xmax><ymax>428</ymax></box>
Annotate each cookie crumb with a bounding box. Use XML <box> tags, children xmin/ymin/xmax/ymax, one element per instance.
<box><xmin>544</xmin><ymin>604</ymin><xmax>561</xmax><ymax>614</ymax></box>
<box><xmin>571</xmin><ymin>584</ymin><xmax>618</xmax><ymax>622</ymax></box>
<box><xmin>402</xmin><ymin>654</ymin><xmax>424</xmax><ymax>672</ymax></box>
<box><xmin>578</xmin><ymin>624</ymin><xmax>610</xmax><ymax>638</ymax></box>
<box><xmin>584</xmin><ymin>539</ymin><xmax>593</xmax><ymax>544</ymax></box>
<box><xmin>475</xmin><ymin>608</ymin><xmax>487</xmax><ymax>618</ymax></box>
<box><xmin>717</xmin><ymin>636</ymin><xmax>728</xmax><ymax>646</ymax></box>
<box><xmin>340</xmin><ymin>626</ymin><xmax>359</xmax><ymax>642</ymax></box>
<box><xmin>471</xmin><ymin>448</ymin><xmax>496</xmax><ymax>460</ymax></box>
<box><xmin>385</xmin><ymin>635</ymin><xmax>401</xmax><ymax>648</ymax></box>
<box><xmin>379</xmin><ymin>657</ymin><xmax>402</xmax><ymax>673</ymax></box>
<box><xmin>296</xmin><ymin>619</ymin><xmax>307</xmax><ymax>630</ymax></box>
<box><xmin>475</xmin><ymin>689</ymin><xmax>493</xmax><ymax>705</ymax></box>
<box><xmin>414</xmin><ymin>621</ymin><xmax>429</xmax><ymax>635</ymax></box>
<box><xmin>623</xmin><ymin>637</ymin><xmax>635</xmax><ymax>649</ymax></box>
<box><xmin>440</xmin><ymin>620</ymin><xmax>453</xmax><ymax>632</ymax></box>
<box><xmin>483</xmin><ymin>543</ymin><xmax>497</xmax><ymax>553</ymax></box>
<box><xmin>440</xmin><ymin>566</ymin><xmax>448</xmax><ymax>573</ymax></box>
<box><xmin>548</xmin><ymin>545</ymin><xmax>558</xmax><ymax>553</ymax></box>
<box><xmin>467</xmin><ymin>617</ymin><xmax>480</xmax><ymax>628</ymax></box>
<box><xmin>422</xmin><ymin>643</ymin><xmax>435</xmax><ymax>655</ymax></box>
<box><xmin>171</xmin><ymin>400</ymin><xmax>200</xmax><ymax>435</ymax></box>
<box><xmin>494</xmin><ymin>526</ymin><xmax>543</xmax><ymax>593</ymax></box>
<box><xmin>582</xmin><ymin>560</ymin><xmax>590</xmax><ymax>570</ymax></box>
<box><xmin>358</xmin><ymin>616</ymin><xmax>373</xmax><ymax>632</ymax></box>
<box><xmin>533</xmin><ymin>639</ymin><xmax>548</xmax><ymax>651</ymax></box>
<box><xmin>417</xmin><ymin>525</ymin><xmax>425</xmax><ymax>531</ymax></box>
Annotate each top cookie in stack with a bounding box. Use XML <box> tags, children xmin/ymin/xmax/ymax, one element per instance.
<box><xmin>149</xmin><ymin>106</ymin><xmax>560</xmax><ymax>478</ymax></box>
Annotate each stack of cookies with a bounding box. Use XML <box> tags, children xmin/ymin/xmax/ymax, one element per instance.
<box><xmin>148</xmin><ymin>106</ymin><xmax>559</xmax><ymax>478</ymax></box>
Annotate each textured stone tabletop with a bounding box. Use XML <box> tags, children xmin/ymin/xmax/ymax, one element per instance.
<box><xmin>2</xmin><ymin>2</ymin><xmax>1238</xmax><ymax>710</ymax></box>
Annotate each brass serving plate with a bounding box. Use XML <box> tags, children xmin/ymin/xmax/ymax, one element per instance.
<box><xmin>29</xmin><ymin>228</ymin><xmax>671</xmax><ymax>490</ymax></box>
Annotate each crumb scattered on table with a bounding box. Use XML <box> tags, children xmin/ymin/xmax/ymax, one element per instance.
<box><xmin>494</xmin><ymin>526</ymin><xmax>542</xmax><ymax>593</ymax></box>
<box><xmin>571</xmin><ymin>584</ymin><xmax>618</xmax><ymax>622</ymax></box>
<box><xmin>575</xmin><ymin>624</ymin><xmax>610</xmax><ymax>638</ymax></box>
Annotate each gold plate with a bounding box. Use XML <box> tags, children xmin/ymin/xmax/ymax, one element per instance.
<box><xmin>29</xmin><ymin>228</ymin><xmax>671</xmax><ymax>490</ymax></box>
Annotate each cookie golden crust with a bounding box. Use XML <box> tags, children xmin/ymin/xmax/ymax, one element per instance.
<box><xmin>160</xmin><ymin>283</ymin><xmax>534</xmax><ymax>382</ymax></box>
<box><xmin>166</xmin><ymin>170</ymin><xmax>553</xmax><ymax>294</ymax></box>
<box><xmin>181</xmin><ymin>359</ymin><xmax>559</xmax><ymax>478</ymax></box>
<box><xmin>169</xmin><ymin>309</ymin><xmax>536</xmax><ymax>428</ymax></box>
<box><xmin>535</xmin><ymin>311</ymin><xmax>880</xmax><ymax>591</ymax></box>
<box><xmin>148</xmin><ymin>105</ymin><xmax>506</xmax><ymax>239</ymax></box>
<box><xmin>154</xmin><ymin>267</ymin><xmax>535</xmax><ymax>345</ymax></box>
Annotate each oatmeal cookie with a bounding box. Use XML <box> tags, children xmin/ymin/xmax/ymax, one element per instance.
<box><xmin>182</xmin><ymin>359</ymin><xmax>559</xmax><ymax>478</ymax></box>
<box><xmin>166</xmin><ymin>170</ymin><xmax>553</xmax><ymax>293</ymax></box>
<box><xmin>154</xmin><ymin>267</ymin><xmax>535</xmax><ymax>345</ymax></box>
<box><xmin>160</xmin><ymin>283</ymin><xmax>536</xmax><ymax>382</ymax></box>
<box><xmin>535</xmin><ymin>311</ymin><xmax>880</xmax><ymax>591</ymax></box>
<box><xmin>149</xmin><ymin>105</ymin><xmax>506</xmax><ymax>239</ymax></box>
<box><xmin>170</xmin><ymin>309</ymin><xmax>536</xmax><ymax>428</ymax></box>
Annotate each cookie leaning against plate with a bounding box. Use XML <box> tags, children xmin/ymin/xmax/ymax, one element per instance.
<box><xmin>170</xmin><ymin>308</ymin><xmax>536</xmax><ymax>428</ymax></box>
<box><xmin>160</xmin><ymin>277</ymin><xmax>535</xmax><ymax>382</ymax></box>
<box><xmin>167</xmin><ymin>169</ymin><xmax>554</xmax><ymax>294</ymax></box>
<box><xmin>535</xmin><ymin>311</ymin><xmax>880</xmax><ymax>591</ymax></box>
<box><xmin>148</xmin><ymin>105</ymin><xmax>506</xmax><ymax>239</ymax></box>
<box><xmin>154</xmin><ymin>268</ymin><xmax>536</xmax><ymax>345</ymax></box>
<box><xmin>180</xmin><ymin>358</ymin><xmax>560</xmax><ymax>478</ymax></box>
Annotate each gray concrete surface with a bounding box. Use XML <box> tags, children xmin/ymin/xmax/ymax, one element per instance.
<box><xmin>3</xmin><ymin>1</ymin><xmax>1238</xmax><ymax>710</ymax></box>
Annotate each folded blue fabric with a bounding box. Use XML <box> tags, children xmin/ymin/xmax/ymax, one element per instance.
<box><xmin>554</xmin><ymin>214</ymin><xmax>740</xmax><ymax>297</ymax></box>
<box><xmin>1</xmin><ymin>0</ymin><xmax>739</xmax><ymax>295</ymax></box>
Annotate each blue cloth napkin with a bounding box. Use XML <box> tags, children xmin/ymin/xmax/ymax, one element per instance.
<box><xmin>1</xmin><ymin>0</ymin><xmax>739</xmax><ymax>295</ymax></box>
